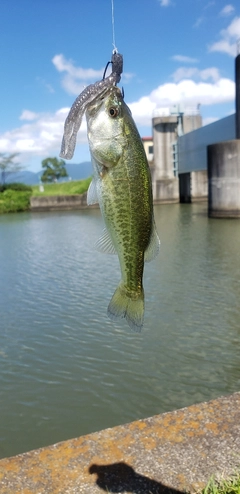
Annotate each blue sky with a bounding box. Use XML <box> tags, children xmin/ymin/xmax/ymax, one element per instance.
<box><xmin>0</xmin><ymin>0</ymin><xmax>239</xmax><ymax>172</ymax></box>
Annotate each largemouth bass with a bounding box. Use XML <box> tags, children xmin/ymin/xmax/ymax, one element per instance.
<box><xmin>86</xmin><ymin>86</ymin><xmax>160</xmax><ymax>331</ymax></box>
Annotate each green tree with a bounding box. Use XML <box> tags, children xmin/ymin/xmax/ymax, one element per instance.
<box><xmin>41</xmin><ymin>157</ymin><xmax>68</xmax><ymax>183</ymax></box>
<box><xmin>0</xmin><ymin>153</ymin><xmax>21</xmax><ymax>184</ymax></box>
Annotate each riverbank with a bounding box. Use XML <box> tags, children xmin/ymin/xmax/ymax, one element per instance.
<box><xmin>2</xmin><ymin>178</ymin><xmax>207</xmax><ymax>214</ymax></box>
<box><xmin>30</xmin><ymin>191</ymin><xmax>98</xmax><ymax>211</ymax></box>
<box><xmin>0</xmin><ymin>392</ymin><xmax>239</xmax><ymax>493</ymax></box>
<box><xmin>30</xmin><ymin>191</ymin><xmax>92</xmax><ymax>211</ymax></box>
<box><xmin>0</xmin><ymin>179</ymin><xmax>92</xmax><ymax>214</ymax></box>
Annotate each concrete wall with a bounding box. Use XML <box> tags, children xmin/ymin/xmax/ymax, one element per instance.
<box><xmin>183</xmin><ymin>114</ymin><xmax>202</xmax><ymax>133</ymax></box>
<box><xmin>153</xmin><ymin>178</ymin><xmax>179</xmax><ymax>204</ymax></box>
<box><xmin>30</xmin><ymin>193</ymin><xmax>93</xmax><ymax>212</ymax></box>
<box><xmin>152</xmin><ymin>116</ymin><xmax>179</xmax><ymax>202</ymax></box>
<box><xmin>191</xmin><ymin>170</ymin><xmax>208</xmax><ymax>201</ymax></box>
<box><xmin>152</xmin><ymin>113</ymin><xmax>203</xmax><ymax>203</ymax></box>
<box><xmin>142</xmin><ymin>137</ymin><xmax>154</xmax><ymax>163</ymax></box>
<box><xmin>152</xmin><ymin>116</ymin><xmax>178</xmax><ymax>180</ymax></box>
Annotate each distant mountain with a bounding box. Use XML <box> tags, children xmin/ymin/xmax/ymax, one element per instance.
<box><xmin>65</xmin><ymin>162</ymin><xmax>92</xmax><ymax>180</ymax></box>
<box><xmin>5</xmin><ymin>162</ymin><xmax>92</xmax><ymax>185</ymax></box>
<box><xmin>5</xmin><ymin>170</ymin><xmax>41</xmax><ymax>185</ymax></box>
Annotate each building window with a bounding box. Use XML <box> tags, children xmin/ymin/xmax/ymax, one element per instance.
<box><xmin>172</xmin><ymin>142</ymin><xmax>178</xmax><ymax>177</ymax></box>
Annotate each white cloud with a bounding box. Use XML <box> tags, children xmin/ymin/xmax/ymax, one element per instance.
<box><xmin>52</xmin><ymin>53</ymin><xmax>134</xmax><ymax>95</ymax></box>
<box><xmin>172</xmin><ymin>68</ymin><xmax>199</xmax><ymax>82</ymax></box>
<box><xmin>52</xmin><ymin>54</ymin><xmax>104</xmax><ymax>95</ymax></box>
<box><xmin>172</xmin><ymin>67</ymin><xmax>220</xmax><ymax>83</ymax></box>
<box><xmin>19</xmin><ymin>110</ymin><xmax>38</xmax><ymax>121</ymax></box>
<box><xmin>209</xmin><ymin>39</ymin><xmax>235</xmax><ymax>56</ymax></box>
<box><xmin>128</xmin><ymin>97</ymin><xmax>156</xmax><ymax>126</ymax></box>
<box><xmin>220</xmin><ymin>4</ymin><xmax>235</xmax><ymax>16</ymax></box>
<box><xmin>200</xmin><ymin>68</ymin><xmax>221</xmax><ymax>82</ymax></box>
<box><xmin>193</xmin><ymin>17</ymin><xmax>204</xmax><ymax>28</ymax></box>
<box><xmin>204</xmin><ymin>2</ymin><xmax>215</xmax><ymax>10</ymax></box>
<box><xmin>202</xmin><ymin>116</ymin><xmax>219</xmax><ymax>126</ymax></box>
<box><xmin>36</xmin><ymin>77</ymin><xmax>55</xmax><ymax>94</ymax></box>
<box><xmin>129</xmin><ymin>78</ymin><xmax>235</xmax><ymax>127</ymax></box>
<box><xmin>172</xmin><ymin>55</ymin><xmax>199</xmax><ymax>64</ymax></box>
<box><xmin>202</xmin><ymin>108</ymin><xmax>235</xmax><ymax>126</ymax></box>
<box><xmin>0</xmin><ymin>108</ymin><xmax>88</xmax><ymax>164</ymax></box>
<box><xmin>159</xmin><ymin>0</ymin><xmax>171</xmax><ymax>6</ymax></box>
<box><xmin>151</xmin><ymin>79</ymin><xmax>234</xmax><ymax>106</ymax></box>
<box><xmin>52</xmin><ymin>54</ymin><xmax>103</xmax><ymax>80</ymax></box>
<box><xmin>227</xmin><ymin>16</ymin><xmax>240</xmax><ymax>37</ymax></box>
<box><xmin>209</xmin><ymin>16</ymin><xmax>240</xmax><ymax>56</ymax></box>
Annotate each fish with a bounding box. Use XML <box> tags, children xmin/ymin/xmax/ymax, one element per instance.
<box><xmin>86</xmin><ymin>85</ymin><xmax>160</xmax><ymax>331</ymax></box>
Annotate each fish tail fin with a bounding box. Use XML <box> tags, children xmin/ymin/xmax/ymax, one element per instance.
<box><xmin>107</xmin><ymin>282</ymin><xmax>144</xmax><ymax>332</ymax></box>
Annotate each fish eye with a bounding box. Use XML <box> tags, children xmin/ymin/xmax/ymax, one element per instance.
<box><xmin>109</xmin><ymin>107</ymin><xmax>118</xmax><ymax>118</ymax></box>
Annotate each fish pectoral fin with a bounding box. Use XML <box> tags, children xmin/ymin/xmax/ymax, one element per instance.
<box><xmin>87</xmin><ymin>179</ymin><xmax>99</xmax><ymax>205</ymax></box>
<box><xmin>144</xmin><ymin>221</ymin><xmax>160</xmax><ymax>262</ymax></box>
<box><xmin>107</xmin><ymin>282</ymin><xmax>144</xmax><ymax>332</ymax></box>
<box><xmin>95</xmin><ymin>228</ymin><xmax>117</xmax><ymax>255</ymax></box>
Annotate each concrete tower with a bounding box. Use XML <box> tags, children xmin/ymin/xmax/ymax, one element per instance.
<box><xmin>152</xmin><ymin>108</ymin><xmax>202</xmax><ymax>203</ymax></box>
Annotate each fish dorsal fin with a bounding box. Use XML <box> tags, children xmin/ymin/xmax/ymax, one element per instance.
<box><xmin>95</xmin><ymin>228</ymin><xmax>117</xmax><ymax>255</ymax></box>
<box><xmin>87</xmin><ymin>179</ymin><xmax>99</xmax><ymax>205</ymax></box>
<box><xmin>145</xmin><ymin>222</ymin><xmax>160</xmax><ymax>262</ymax></box>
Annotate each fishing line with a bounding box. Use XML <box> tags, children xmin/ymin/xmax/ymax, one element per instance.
<box><xmin>111</xmin><ymin>0</ymin><xmax>118</xmax><ymax>53</ymax></box>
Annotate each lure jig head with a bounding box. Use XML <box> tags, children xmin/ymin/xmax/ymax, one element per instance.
<box><xmin>103</xmin><ymin>52</ymin><xmax>123</xmax><ymax>83</ymax></box>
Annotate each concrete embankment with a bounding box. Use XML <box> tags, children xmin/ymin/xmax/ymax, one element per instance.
<box><xmin>0</xmin><ymin>392</ymin><xmax>239</xmax><ymax>493</ymax></box>
<box><xmin>30</xmin><ymin>192</ymin><xmax>96</xmax><ymax>212</ymax></box>
<box><xmin>31</xmin><ymin>193</ymin><xmax>198</xmax><ymax>212</ymax></box>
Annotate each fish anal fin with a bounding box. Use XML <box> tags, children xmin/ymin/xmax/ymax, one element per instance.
<box><xmin>95</xmin><ymin>228</ymin><xmax>117</xmax><ymax>255</ymax></box>
<box><xmin>145</xmin><ymin>221</ymin><xmax>160</xmax><ymax>262</ymax></box>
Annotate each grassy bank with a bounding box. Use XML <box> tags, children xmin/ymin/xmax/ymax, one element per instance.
<box><xmin>0</xmin><ymin>184</ymin><xmax>32</xmax><ymax>214</ymax></box>
<box><xmin>0</xmin><ymin>179</ymin><xmax>92</xmax><ymax>213</ymax></box>
<box><xmin>202</xmin><ymin>473</ymin><xmax>240</xmax><ymax>494</ymax></box>
<box><xmin>31</xmin><ymin>177</ymin><xmax>91</xmax><ymax>197</ymax></box>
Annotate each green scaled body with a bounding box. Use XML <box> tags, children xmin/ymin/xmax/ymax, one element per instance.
<box><xmin>86</xmin><ymin>86</ymin><xmax>160</xmax><ymax>331</ymax></box>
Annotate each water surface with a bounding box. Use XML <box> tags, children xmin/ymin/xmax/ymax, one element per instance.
<box><xmin>0</xmin><ymin>203</ymin><xmax>240</xmax><ymax>458</ymax></box>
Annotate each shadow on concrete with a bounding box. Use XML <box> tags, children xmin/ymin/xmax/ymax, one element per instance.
<box><xmin>89</xmin><ymin>462</ymin><xmax>184</xmax><ymax>494</ymax></box>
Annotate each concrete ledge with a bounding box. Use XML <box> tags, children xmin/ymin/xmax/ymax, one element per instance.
<box><xmin>209</xmin><ymin>209</ymin><xmax>240</xmax><ymax>218</ymax></box>
<box><xmin>30</xmin><ymin>192</ymin><xmax>97</xmax><ymax>212</ymax></box>
<box><xmin>0</xmin><ymin>392</ymin><xmax>239</xmax><ymax>493</ymax></box>
<box><xmin>30</xmin><ymin>192</ymin><xmax>181</xmax><ymax>212</ymax></box>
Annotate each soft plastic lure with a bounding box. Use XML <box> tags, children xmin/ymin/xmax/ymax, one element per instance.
<box><xmin>60</xmin><ymin>52</ymin><xmax>123</xmax><ymax>160</ymax></box>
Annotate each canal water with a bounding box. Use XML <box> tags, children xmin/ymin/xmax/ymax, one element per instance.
<box><xmin>0</xmin><ymin>203</ymin><xmax>240</xmax><ymax>458</ymax></box>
